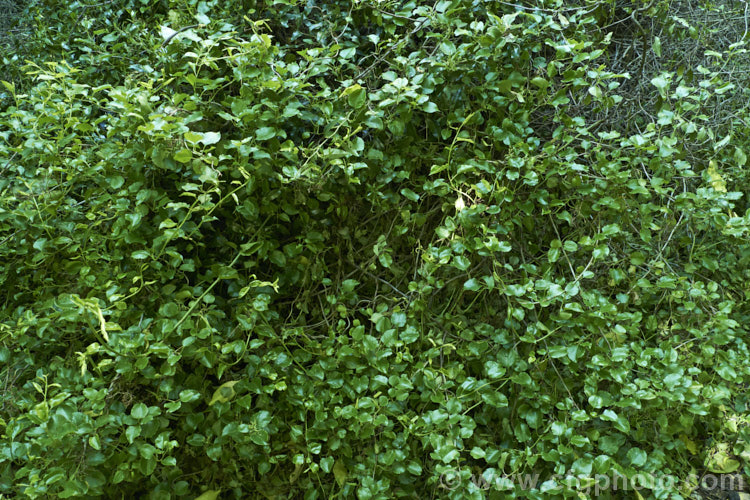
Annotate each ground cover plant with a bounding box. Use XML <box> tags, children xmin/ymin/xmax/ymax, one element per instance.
<box><xmin>2</xmin><ymin>0</ymin><xmax>750</xmax><ymax>498</ymax></box>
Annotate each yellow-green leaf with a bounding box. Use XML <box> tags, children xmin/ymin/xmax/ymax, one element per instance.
<box><xmin>735</xmin><ymin>147</ymin><xmax>747</xmax><ymax>167</ymax></box>
<box><xmin>333</xmin><ymin>460</ymin><xmax>348</xmax><ymax>486</ymax></box>
<box><xmin>341</xmin><ymin>84</ymin><xmax>362</xmax><ymax>97</ymax></box>
<box><xmin>707</xmin><ymin>161</ymin><xmax>727</xmax><ymax>192</ymax></box>
<box><xmin>289</xmin><ymin>463</ymin><xmax>303</xmax><ymax>484</ymax></box>
<box><xmin>194</xmin><ymin>490</ymin><xmax>220</xmax><ymax>500</ymax></box>
<box><xmin>174</xmin><ymin>149</ymin><xmax>192</xmax><ymax>163</ymax></box>
<box><xmin>184</xmin><ymin>131</ymin><xmax>203</xmax><ymax>144</ymax></box>
<box><xmin>679</xmin><ymin>434</ymin><xmax>698</xmax><ymax>455</ymax></box>
<box><xmin>208</xmin><ymin>380</ymin><xmax>240</xmax><ymax>406</ymax></box>
<box><xmin>706</xmin><ymin>449</ymin><xmax>740</xmax><ymax>473</ymax></box>
<box><xmin>96</xmin><ymin>306</ymin><xmax>109</xmax><ymax>342</ymax></box>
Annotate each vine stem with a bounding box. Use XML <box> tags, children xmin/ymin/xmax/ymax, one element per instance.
<box><xmin>169</xmin><ymin>215</ymin><xmax>271</xmax><ymax>334</ymax></box>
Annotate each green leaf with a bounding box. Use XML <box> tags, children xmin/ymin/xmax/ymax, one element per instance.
<box><xmin>496</xmin><ymin>241</ymin><xmax>512</xmax><ymax>252</ymax></box>
<box><xmin>187</xmin><ymin>132</ymin><xmax>221</xmax><ymax>146</ymax></box>
<box><xmin>108</xmin><ymin>175</ymin><xmax>125</xmax><ymax>189</ymax></box>
<box><xmin>572</xmin><ymin>456</ymin><xmax>593</xmax><ymax>475</ymax></box>
<box><xmin>440</xmin><ymin>41</ymin><xmax>456</xmax><ymax>56</ymax></box>
<box><xmin>201</xmin><ymin>131</ymin><xmax>221</xmax><ymax>145</ymax></box>
<box><xmin>530</xmin><ymin>76</ymin><xmax>549</xmax><ymax>90</ymax></box>
<box><xmin>485</xmin><ymin>361</ymin><xmax>506</xmax><ymax>379</ymax></box>
<box><xmin>430</xmin><ymin>163</ymin><xmax>449</xmax><ymax>175</ymax></box>
<box><xmin>159</xmin><ymin>303</ymin><xmax>180</xmax><ymax>317</ymax></box>
<box><xmin>464</xmin><ymin>278</ymin><xmax>480</xmax><ymax>291</ymax></box>
<box><xmin>342</xmin><ymin>84</ymin><xmax>367</xmax><ymax>109</ymax></box>
<box><xmin>406</xmin><ymin>461</ymin><xmax>422</xmax><ymax>475</ymax></box>
<box><xmin>422</xmin><ymin>102</ymin><xmax>439</xmax><ymax>113</ymax></box>
<box><xmin>453</xmin><ymin>255</ymin><xmax>471</xmax><ymax>271</ymax></box>
<box><xmin>400</xmin><ymin>188</ymin><xmax>420</xmax><ymax>201</ymax></box>
<box><xmin>88</xmin><ymin>435</ymin><xmax>101</xmax><ymax>450</ymax></box>
<box><xmin>131</xmin><ymin>403</ymin><xmax>148</xmax><ymax>419</ymax></box>
<box><xmin>592</xmin><ymin>245</ymin><xmax>609</xmax><ymax>260</ymax></box>
<box><xmin>626</xmin><ymin>447</ymin><xmax>647</xmax><ymax>467</ymax></box>
<box><xmin>716</xmin><ymin>363</ymin><xmax>737</xmax><ymax>381</ymax></box>
<box><xmin>547</xmin><ymin>247</ymin><xmax>560</xmax><ymax>263</ymax></box>
<box><xmin>249</xmin><ymin>429</ymin><xmax>269</xmax><ymax>446</ymax></box>
<box><xmin>378</xmin><ymin>253</ymin><xmax>393</xmax><ymax>268</ymax></box>
<box><xmin>125</xmin><ymin>425</ymin><xmax>140</xmax><ymax>443</ymax></box>
<box><xmin>256</xmin><ymin>127</ymin><xmax>276</xmax><ymax>141</ymax></box>
<box><xmin>179</xmin><ymin>390</ymin><xmax>202</xmax><ymax>403</ymax></box>
<box><xmin>320</xmin><ymin>457</ymin><xmax>334</xmax><ymax>473</ymax></box>
<box><xmin>651</xmin><ymin>74</ymin><xmax>670</xmax><ymax>95</ymax></box>
<box><xmin>481</xmin><ymin>391</ymin><xmax>508</xmax><ymax>407</ymax></box>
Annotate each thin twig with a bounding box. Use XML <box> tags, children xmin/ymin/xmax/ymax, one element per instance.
<box><xmin>66</xmin><ymin>0</ymin><xmax>116</xmax><ymax>45</ymax></box>
<box><xmin>354</xmin><ymin>17</ymin><xmax>430</xmax><ymax>81</ymax></box>
<box><xmin>160</xmin><ymin>24</ymin><xmax>200</xmax><ymax>49</ymax></box>
<box><xmin>494</xmin><ymin>0</ymin><xmax>601</xmax><ymax>14</ymax></box>
<box><xmin>354</xmin><ymin>263</ymin><xmax>409</xmax><ymax>299</ymax></box>
<box><xmin>373</xmin><ymin>6</ymin><xmax>419</xmax><ymax>22</ymax></box>
<box><xmin>543</xmin><ymin>340</ymin><xmax>580</xmax><ymax>411</ymax></box>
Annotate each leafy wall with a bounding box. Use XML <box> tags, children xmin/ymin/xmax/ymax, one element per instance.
<box><xmin>2</xmin><ymin>0</ymin><xmax>750</xmax><ymax>498</ymax></box>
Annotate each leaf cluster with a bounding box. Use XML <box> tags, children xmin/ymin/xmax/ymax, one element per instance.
<box><xmin>2</xmin><ymin>0</ymin><xmax>750</xmax><ymax>498</ymax></box>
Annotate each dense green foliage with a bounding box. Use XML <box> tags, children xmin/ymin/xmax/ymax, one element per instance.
<box><xmin>3</xmin><ymin>0</ymin><xmax>750</xmax><ymax>498</ymax></box>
